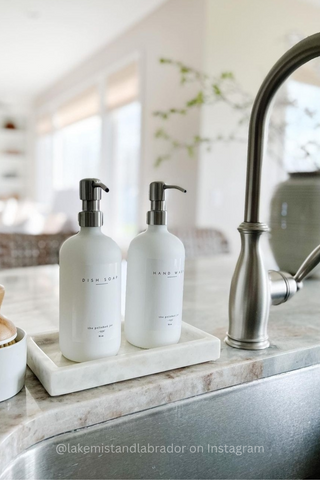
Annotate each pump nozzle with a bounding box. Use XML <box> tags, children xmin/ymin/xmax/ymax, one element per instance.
<box><xmin>78</xmin><ymin>178</ymin><xmax>109</xmax><ymax>227</ymax></box>
<box><xmin>92</xmin><ymin>181</ymin><xmax>109</xmax><ymax>193</ymax></box>
<box><xmin>147</xmin><ymin>181</ymin><xmax>187</xmax><ymax>225</ymax></box>
<box><xmin>164</xmin><ymin>184</ymin><xmax>187</xmax><ymax>194</ymax></box>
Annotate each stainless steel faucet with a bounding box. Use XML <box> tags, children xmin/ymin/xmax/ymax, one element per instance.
<box><xmin>226</xmin><ymin>33</ymin><xmax>320</xmax><ymax>350</ymax></box>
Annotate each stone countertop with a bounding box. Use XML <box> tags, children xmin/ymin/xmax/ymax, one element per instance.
<box><xmin>1</xmin><ymin>255</ymin><xmax>320</xmax><ymax>472</ymax></box>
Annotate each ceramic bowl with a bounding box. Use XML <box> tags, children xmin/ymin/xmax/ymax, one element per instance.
<box><xmin>0</xmin><ymin>327</ymin><xmax>27</xmax><ymax>402</ymax></box>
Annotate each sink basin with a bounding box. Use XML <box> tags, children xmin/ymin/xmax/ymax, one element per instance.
<box><xmin>2</xmin><ymin>364</ymin><xmax>320</xmax><ymax>479</ymax></box>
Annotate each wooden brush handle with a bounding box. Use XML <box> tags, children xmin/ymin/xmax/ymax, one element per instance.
<box><xmin>0</xmin><ymin>285</ymin><xmax>5</xmax><ymax>308</ymax></box>
<box><xmin>0</xmin><ymin>315</ymin><xmax>16</xmax><ymax>343</ymax></box>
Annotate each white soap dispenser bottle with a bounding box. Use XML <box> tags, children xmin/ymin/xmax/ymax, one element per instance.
<box><xmin>59</xmin><ymin>178</ymin><xmax>122</xmax><ymax>362</ymax></box>
<box><xmin>125</xmin><ymin>182</ymin><xmax>186</xmax><ymax>348</ymax></box>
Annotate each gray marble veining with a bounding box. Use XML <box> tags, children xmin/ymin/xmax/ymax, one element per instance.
<box><xmin>27</xmin><ymin>323</ymin><xmax>220</xmax><ymax>396</ymax></box>
<box><xmin>1</xmin><ymin>255</ymin><xmax>320</xmax><ymax>472</ymax></box>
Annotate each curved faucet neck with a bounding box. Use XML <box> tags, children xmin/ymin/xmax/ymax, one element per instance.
<box><xmin>244</xmin><ymin>32</ymin><xmax>320</xmax><ymax>223</ymax></box>
<box><xmin>227</xmin><ymin>32</ymin><xmax>320</xmax><ymax>351</ymax></box>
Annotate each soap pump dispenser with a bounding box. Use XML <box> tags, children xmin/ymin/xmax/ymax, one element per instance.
<box><xmin>59</xmin><ymin>178</ymin><xmax>122</xmax><ymax>362</ymax></box>
<box><xmin>125</xmin><ymin>181</ymin><xmax>186</xmax><ymax>349</ymax></box>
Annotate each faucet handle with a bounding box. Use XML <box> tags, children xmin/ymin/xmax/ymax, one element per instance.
<box><xmin>294</xmin><ymin>245</ymin><xmax>320</xmax><ymax>283</ymax></box>
<box><xmin>270</xmin><ymin>244</ymin><xmax>320</xmax><ymax>305</ymax></box>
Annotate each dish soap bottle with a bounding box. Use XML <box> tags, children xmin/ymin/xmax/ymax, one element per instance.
<box><xmin>125</xmin><ymin>181</ymin><xmax>186</xmax><ymax>348</ymax></box>
<box><xmin>59</xmin><ymin>178</ymin><xmax>122</xmax><ymax>362</ymax></box>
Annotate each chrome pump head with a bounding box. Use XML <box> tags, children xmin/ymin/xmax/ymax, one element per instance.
<box><xmin>146</xmin><ymin>181</ymin><xmax>187</xmax><ymax>226</ymax></box>
<box><xmin>78</xmin><ymin>178</ymin><xmax>109</xmax><ymax>227</ymax></box>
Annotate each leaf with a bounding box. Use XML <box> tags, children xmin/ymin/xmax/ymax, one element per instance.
<box><xmin>212</xmin><ymin>84</ymin><xmax>222</xmax><ymax>96</ymax></box>
<box><xmin>305</xmin><ymin>108</ymin><xmax>316</xmax><ymax>118</ymax></box>
<box><xmin>186</xmin><ymin>98</ymin><xmax>197</xmax><ymax>107</ymax></box>
<box><xmin>153</xmin><ymin>108</ymin><xmax>187</xmax><ymax>118</ymax></box>
<box><xmin>194</xmin><ymin>136</ymin><xmax>210</xmax><ymax>144</ymax></box>
<box><xmin>155</xmin><ymin>128</ymin><xmax>169</xmax><ymax>140</ymax></box>
<box><xmin>196</xmin><ymin>91</ymin><xmax>204</xmax><ymax>104</ymax></box>
<box><xmin>153</xmin><ymin>111</ymin><xmax>168</xmax><ymax>119</ymax></box>
<box><xmin>169</xmin><ymin>108</ymin><xmax>187</xmax><ymax>115</ymax></box>
<box><xmin>180</xmin><ymin>66</ymin><xmax>190</xmax><ymax>74</ymax></box>
<box><xmin>220</xmin><ymin>72</ymin><xmax>234</xmax><ymax>80</ymax></box>
<box><xmin>187</xmin><ymin>145</ymin><xmax>195</xmax><ymax>157</ymax></box>
<box><xmin>155</xmin><ymin>154</ymin><xmax>170</xmax><ymax>167</ymax></box>
<box><xmin>186</xmin><ymin>91</ymin><xmax>204</xmax><ymax>107</ymax></box>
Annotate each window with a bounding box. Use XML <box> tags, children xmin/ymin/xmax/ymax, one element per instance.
<box><xmin>284</xmin><ymin>79</ymin><xmax>320</xmax><ymax>172</ymax></box>
<box><xmin>53</xmin><ymin>116</ymin><xmax>101</xmax><ymax>191</ymax></box>
<box><xmin>55</xmin><ymin>87</ymin><xmax>99</xmax><ymax>128</ymax></box>
<box><xmin>35</xmin><ymin>58</ymin><xmax>141</xmax><ymax>246</ymax></box>
<box><xmin>106</xmin><ymin>62</ymin><xmax>139</xmax><ymax>110</ymax></box>
<box><xmin>104</xmin><ymin>61</ymin><xmax>141</xmax><ymax>245</ymax></box>
<box><xmin>106</xmin><ymin>101</ymin><xmax>141</xmax><ymax>244</ymax></box>
<box><xmin>52</xmin><ymin>86</ymin><xmax>101</xmax><ymax>191</ymax></box>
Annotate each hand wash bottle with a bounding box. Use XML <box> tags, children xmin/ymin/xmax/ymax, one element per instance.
<box><xmin>59</xmin><ymin>178</ymin><xmax>122</xmax><ymax>362</ymax></box>
<box><xmin>125</xmin><ymin>181</ymin><xmax>186</xmax><ymax>349</ymax></box>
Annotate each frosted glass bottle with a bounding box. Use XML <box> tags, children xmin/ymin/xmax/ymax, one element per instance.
<box><xmin>59</xmin><ymin>179</ymin><xmax>122</xmax><ymax>362</ymax></box>
<box><xmin>125</xmin><ymin>182</ymin><xmax>186</xmax><ymax>349</ymax></box>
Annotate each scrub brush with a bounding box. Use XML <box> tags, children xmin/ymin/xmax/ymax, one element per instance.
<box><xmin>0</xmin><ymin>285</ymin><xmax>17</xmax><ymax>348</ymax></box>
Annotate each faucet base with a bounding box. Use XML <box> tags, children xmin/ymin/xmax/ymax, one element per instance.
<box><xmin>224</xmin><ymin>335</ymin><xmax>270</xmax><ymax>350</ymax></box>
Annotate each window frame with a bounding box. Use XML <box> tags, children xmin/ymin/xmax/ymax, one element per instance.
<box><xmin>34</xmin><ymin>52</ymin><xmax>144</xmax><ymax>239</ymax></box>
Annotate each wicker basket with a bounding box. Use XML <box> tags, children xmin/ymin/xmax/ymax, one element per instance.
<box><xmin>169</xmin><ymin>228</ymin><xmax>229</xmax><ymax>258</ymax></box>
<box><xmin>0</xmin><ymin>232</ymin><xmax>75</xmax><ymax>269</ymax></box>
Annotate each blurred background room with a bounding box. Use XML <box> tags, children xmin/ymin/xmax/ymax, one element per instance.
<box><xmin>0</xmin><ymin>0</ymin><xmax>320</xmax><ymax>268</ymax></box>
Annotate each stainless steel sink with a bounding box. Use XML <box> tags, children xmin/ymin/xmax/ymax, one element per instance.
<box><xmin>2</xmin><ymin>364</ymin><xmax>320</xmax><ymax>479</ymax></box>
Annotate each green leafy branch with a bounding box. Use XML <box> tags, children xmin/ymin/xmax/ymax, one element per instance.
<box><xmin>154</xmin><ymin>57</ymin><xmax>320</xmax><ymax>170</ymax></box>
<box><xmin>154</xmin><ymin>129</ymin><xmax>213</xmax><ymax>167</ymax></box>
<box><xmin>154</xmin><ymin>58</ymin><xmax>252</xmax><ymax>117</ymax></box>
<box><xmin>154</xmin><ymin>58</ymin><xmax>253</xmax><ymax>166</ymax></box>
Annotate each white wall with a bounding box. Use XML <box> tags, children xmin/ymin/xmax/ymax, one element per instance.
<box><xmin>34</xmin><ymin>0</ymin><xmax>206</xmax><ymax>230</ymax></box>
<box><xmin>197</xmin><ymin>0</ymin><xmax>320</xmax><ymax>257</ymax></box>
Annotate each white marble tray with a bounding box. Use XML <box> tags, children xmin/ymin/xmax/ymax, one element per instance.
<box><xmin>27</xmin><ymin>322</ymin><xmax>220</xmax><ymax>396</ymax></box>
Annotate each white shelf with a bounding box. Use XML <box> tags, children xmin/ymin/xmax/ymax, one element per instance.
<box><xmin>0</xmin><ymin>128</ymin><xmax>26</xmax><ymax>138</ymax></box>
<box><xmin>0</xmin><ymin>111</ymin><xmax>30</xmax><ymax>198</ymax></box>
<box><xmin>0</xmin><ymin>153</ymin><xmax>26</xmax><ymax>160</ymax></box>
<box><xmin>0</xmin><ymin>174</ymin><xmax>25</xmax><ymax>183</ymax></box>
